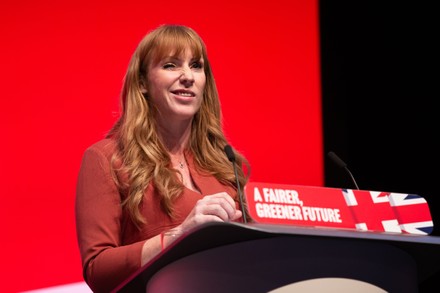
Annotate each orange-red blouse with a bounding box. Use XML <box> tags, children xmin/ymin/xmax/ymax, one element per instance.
<box><xmin>75</xmin><ymin>138</ymin><xmax>237</xmax><ymax>292</ymax></box>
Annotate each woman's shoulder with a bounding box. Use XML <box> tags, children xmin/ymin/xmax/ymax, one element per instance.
<box><xmin>84</xmin><ymin>138</ymin><xmax>118</xmax><ymax>158</ymax></box>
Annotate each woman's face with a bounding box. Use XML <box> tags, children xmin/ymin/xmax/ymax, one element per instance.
<box><xmin>146</xmin><ymin>48</ymin><xmax>206</xmax><ymax>124</ymax></box>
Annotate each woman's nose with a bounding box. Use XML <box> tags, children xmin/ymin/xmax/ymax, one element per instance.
<box><xmin>179</xmin><ymin>66</ymin><xmax>195</xmax><ymax>85</ymax></box>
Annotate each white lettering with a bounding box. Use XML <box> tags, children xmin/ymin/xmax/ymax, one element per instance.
<box><xmin>256</xmin><ymin>203</ymin><xmax>303</xmax><ymax>220</ymax></box>
<box><xmin>254</xmin><ymin>187</ymin><xmax>263</xmax><ymax>202</ymax></box>
<box><xmin>262</xmin><ymin>188</ymin><xmax>302</xmax><ymax>204</ymax></box>
<box><xmin>301</xmin><ymin>207</ymin><xmax>342</xmax><ymax>223</ymax></box>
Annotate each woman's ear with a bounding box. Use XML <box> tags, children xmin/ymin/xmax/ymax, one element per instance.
<box><xmin>141</xmin><ymin>89</ymin><xmax>148</xmax><ymax>99</ymax></box>
<box><xmin>139</xmin><ymin>79</ymin><xmax>148</xmax><ymax>96</ymax></box>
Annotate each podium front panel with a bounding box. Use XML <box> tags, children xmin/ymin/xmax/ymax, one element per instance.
<box><xmin>146</xmin><ymin>236</ymin><xmax>417</xmax><ymax>293</ymax></box>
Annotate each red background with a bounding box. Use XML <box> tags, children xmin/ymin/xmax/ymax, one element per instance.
<box><xmin>0</xmin><ymin>1</ymin><xmax>321</xmax><ymax>291</ymax></box>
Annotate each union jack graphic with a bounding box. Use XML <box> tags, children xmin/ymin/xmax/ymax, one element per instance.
<box><xmin>343</xmin><ymin>189</ymin><xmax>433</xmax><ymax>235</ymax></box>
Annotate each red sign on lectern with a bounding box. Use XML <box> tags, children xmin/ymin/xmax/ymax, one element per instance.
<box><xmin>244</xmin><ymin>182</ymin><xmax>433</xmax><ymax>235</ymax></box>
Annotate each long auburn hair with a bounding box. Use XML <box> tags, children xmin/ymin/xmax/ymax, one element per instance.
<box><xmin>107</xmin><ymin>24</ymin><xmax>249</xmax><ymax>227</ymax></box>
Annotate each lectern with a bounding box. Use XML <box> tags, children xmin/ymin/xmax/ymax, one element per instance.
<box><xmin>113</xmin><ymin>184</ymin><xmax>440</xmax><ymax>292</ymax></box>
<box><xmin>113</xmin><ymin>222</ymin><xmax>440</xmax><ymax>292</ymax></box>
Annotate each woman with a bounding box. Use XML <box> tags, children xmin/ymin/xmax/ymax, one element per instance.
<box><xmin>75</xmin><ymin>24</ymin><xmax>249</xmax><ymax>292</ymax></box>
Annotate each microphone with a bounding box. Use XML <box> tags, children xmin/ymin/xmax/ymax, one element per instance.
<box><xmin>224</xmin><ymin>145</ymin><xmax>247</xmax><ymax>224</ymax></box>
<box><xmin>327</xmin><ymin>151</ymin><xmax>360</xmax><ymax>190</ymax></box>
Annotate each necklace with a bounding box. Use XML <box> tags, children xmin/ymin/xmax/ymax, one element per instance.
<box><xmin>170</xmin><ymin>152</ymin><xmax>186</xmax><ymax>169</ymax></box>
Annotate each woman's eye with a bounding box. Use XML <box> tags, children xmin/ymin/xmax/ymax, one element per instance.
<box><xmin>163</xmin><ymin>63</ymin><xmax>176</xmax><ymax>69</ymax></box>
<box><xmin>191</xmin><ymin>61</ymin><xmax>203</xmax><ymax>69</ymax></box>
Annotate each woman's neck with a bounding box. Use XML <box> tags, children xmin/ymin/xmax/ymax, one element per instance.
<box><xmin>157</xmin><ymin>121</ymin><xmax>192</xmax><ymax>155</ymax></box>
